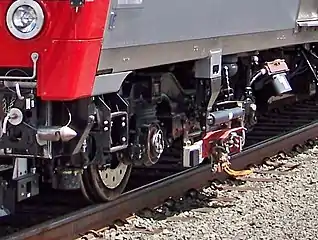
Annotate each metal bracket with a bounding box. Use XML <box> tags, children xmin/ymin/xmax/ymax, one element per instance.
<box><xmin>70</xmin><ymin>0</ymin><xmax>85</xmax><ymax>7</ymax></box>
<box><xmin>183</xmin><ymin>140</ymin><xmax>204</xmax><ymax>168</ymax></box>
<box><xmin>194</xmin><ymin>49</ymin><xmax>222</xmax><ymax>79</ymax></box>
<box><xmin>72</xmin><ymin>115</ymin><xmax>95</xmax><ymax>155</ymax></box>
<box><xmin>109</xmin><ymin>111</ymin><xmax>129</xmax><ymax>152</ymax></box>
<box><xmin>12</xmin><ymin>157</ymin><xmax>28</xmax><ymax>179</ymax></box>
<box><xmin>295</xmin><ymin>20</ymin><xmax>318</xmax><ymax>33</ymax></box>
<box><xmin>194</xmin><ymin>49</ymin><xmax>222</xmax><ymax>111</ymax></box>
<box><xmin>14</xmin><ymin>173</ymin><xmax>39</xmax><ymax>202</ymax></box>
<box><xmin>94</xmin><ymin>94</ymin><xmax>129</xmax><ymax>153</ymax></box>
<box><xmin>0</xmin><ymin>53</ymin><xmax>38</xmax><ymax>81</ymax></box>
<box><xmin>108</xmin><ymin>11</ymin><xmax>117</xmax><ymax>30</ymax></box>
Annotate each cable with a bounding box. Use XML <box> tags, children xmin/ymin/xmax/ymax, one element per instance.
<box><xmin>62</xmin><ymin>103</ymin><xmax>72</xmax><ymax>127</ymax></box>
<box><xmin>15</xmin><ymin>83</ymin><xmax>24</xmax><ymax>100</ymax></box>
<box><xmin>3</xmin><ymin>69</ymin><xmax>28</xmax><ymax>94</ymax></box>
<box><xmin>249</xmin><ymin>68</ymin><xmax>267</xmax><ymax>86</ymax></box>
<box><xmin>2</xmin><ymin>115</ymin><xmax>9</xmax><ymax>134</ymax></box>
<box><xmin>222</xmin><ymin>162</ymin><xmax>253</xmax><ymax>177</ymax></box>
<box><xmin>22</xmin><ymin>121</ymin><xmax>37</xmax><ymax>131</ymax></box>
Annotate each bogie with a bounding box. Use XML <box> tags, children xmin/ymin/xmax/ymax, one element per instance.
<box><xmin>1</xmin><ymin>45</ymin><xmax>317</xmax><ymax>213</ymax></box>
<box><xmin>1</xmin><ymin>0</ymin><xmax>318</xmax><ymax>215</ymax></box>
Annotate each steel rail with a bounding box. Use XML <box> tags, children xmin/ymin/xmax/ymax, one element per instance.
<box><xmin>4</xmin><ymin>121</ymin><xmax>318</xmax><ymax>240</ymax></box>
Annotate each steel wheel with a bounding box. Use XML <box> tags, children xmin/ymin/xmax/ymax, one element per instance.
<box><xmin>81</xmin><ymin>153</ymin><xmax>132</xmax><ymax>202</ymax></box>
<box><xmin>80</xmin><ymin>167</ymin><xmax>103</xmax><ymax>203</ymax></box>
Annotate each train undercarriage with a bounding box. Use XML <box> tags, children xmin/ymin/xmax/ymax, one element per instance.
<box><xmin>0</xmin><ymin>44</ymin><xmax>317</xmax><ymax>216</ymax></box>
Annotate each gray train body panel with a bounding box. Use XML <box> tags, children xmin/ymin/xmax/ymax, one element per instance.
<box><xmin>97</xmin><ymin>0</ymin><xmax>318</xmax><ymax>73</ymax></box>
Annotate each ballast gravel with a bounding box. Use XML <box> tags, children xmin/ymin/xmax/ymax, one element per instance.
<box><xmin>102</xmin><ymin>146</ymin><xmax>318</xmax><ymax>240</ymax></box>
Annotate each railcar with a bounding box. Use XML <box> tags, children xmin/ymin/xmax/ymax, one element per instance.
<box><xmin>1</xmin><ymin>0</ymin><xmax>318</xmax><ymax>216</ymax></box>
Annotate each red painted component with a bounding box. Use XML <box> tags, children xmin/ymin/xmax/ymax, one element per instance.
<box><xmin>202</xmin><ymin>127</ymin><xmax>245</xmax><ymax>158</ymax></box>
<box><xmin>0</xmin><ymin>0</ymin><xmax>111</xmax><ymax>100</ymax></box>
<box><xmin>38</xmin><ymin>39</ymin><xmax>102</xmax><ymax>99</ymax></box>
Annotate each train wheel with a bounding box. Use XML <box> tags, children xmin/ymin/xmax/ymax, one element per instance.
<box><xmin>81</xmin><ymin>153</ymin><xmax>132</xmax><ymax>202</ymax></box>
<box><xmin>80</xmin><ymin>167</ymin><xmax>103</xmax><ymax>203</ymax></box>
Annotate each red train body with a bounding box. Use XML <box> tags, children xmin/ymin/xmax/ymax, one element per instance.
<box><xmin>0</xmin><ymin>0</ymin><xmax>110</xmax><ymax>100</ymax></box>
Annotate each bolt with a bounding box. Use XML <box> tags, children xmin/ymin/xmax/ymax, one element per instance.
<box><xmin>104</xmin><ymin>120</ymin><xmax>108</xmax><ymax>125</ymax></box>
<box><xmin>104</xmin><ymin>127</ymin><xmax>109</xmax><ymax>131</ymax></box>
<box><xmin>122</xmin><ymin>137</ymin><xmax>126</xmax><ymax>142</ymax></box>
<box><xmin>10</xmin><ymin>113</ymin><xmax>18</xmax><ymax>119</ymax></box>
<box><xmin>122</xmin><ymin>122</ymin><xmax>126</xmax><ymax>127</ymax></box>
<box><xmin>207</xmin><ymin>116</ymin><xmax>214</xmax><ymax>125</ymax></box>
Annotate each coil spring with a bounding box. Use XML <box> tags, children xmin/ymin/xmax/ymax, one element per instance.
<box><xmin>2</xmin><ymin>96</ymin><xmax>16</xmax><ymax>114</ymax></box>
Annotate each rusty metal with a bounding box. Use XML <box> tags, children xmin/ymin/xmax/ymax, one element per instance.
<box><xmin>4</xmin><ymin>120</ymin><xmax>318</xmax><ymax>240</ymax></box>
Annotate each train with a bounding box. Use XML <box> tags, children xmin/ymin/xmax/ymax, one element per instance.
<box><xmin>0</xmin><ymin>0</ymin><xmax>318</xmax><ymax>216</ymax></box>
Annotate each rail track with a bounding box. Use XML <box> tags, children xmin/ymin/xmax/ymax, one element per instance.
<box><xmin>2</xmin><ymin>97</ymin><xmax>318</xmax><ymax>240</ymax></box>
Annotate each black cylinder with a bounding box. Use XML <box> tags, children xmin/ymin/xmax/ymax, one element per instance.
<box><xmin>207</xmin><ymin>107</ymin><xmax>244</xmax><ymax>126</ymax></box>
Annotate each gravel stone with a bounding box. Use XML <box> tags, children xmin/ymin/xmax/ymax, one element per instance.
<box><xmin>102</xmin><ymin>146</ymin><xmax>318</xmax><ymax>240</ymax></box>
